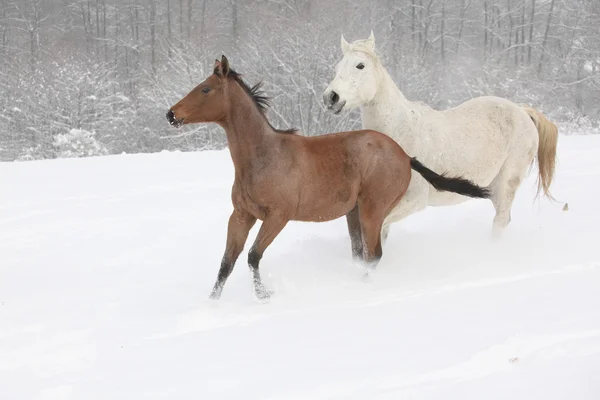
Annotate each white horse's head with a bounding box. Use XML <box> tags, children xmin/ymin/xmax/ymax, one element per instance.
<box><xmin>323</xmin><ymin>31</ymin><xmax>381</xmax><ymax>115</ymax></box>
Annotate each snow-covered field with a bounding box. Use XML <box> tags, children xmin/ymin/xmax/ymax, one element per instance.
<box><xmin>1</xmin><ymin>134</ymin><xmax>600</xmax><ymax>400</ymax></box>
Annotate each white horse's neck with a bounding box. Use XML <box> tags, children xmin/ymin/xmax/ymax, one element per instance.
<box><xmin>361</xmin><ymin>64</ymin><xmax>430</xmax><ymax>155</ymax></box>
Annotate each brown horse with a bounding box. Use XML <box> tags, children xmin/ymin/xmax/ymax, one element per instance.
<box><xmin>167</xmin><ymin>55</ymin><xmax>490</xmax><ymax>301</ymax></box>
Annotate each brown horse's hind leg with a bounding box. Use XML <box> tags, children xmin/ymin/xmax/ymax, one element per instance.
<box><xmin>357</xmin><ymin>204</ymin><xmax>384</xmax><ymax>279</ymax></box>
<box><xmin>210</xmin><ymin>210</ymin><xmax>257</xmax><ymax>300</ymax></box>
<box><xmin>345</xmin><ymin>204</ymin><xmax>363</xmax><ymax>262</ymax></box>
<box><xmin>248</xmin><ymin>213</ymin><xmax>289</xmax><ymax>300</ymax></box>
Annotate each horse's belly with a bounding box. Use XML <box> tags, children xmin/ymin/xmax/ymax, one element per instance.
<box><xmin>293</xmin><ymin>185</ymin><xmax>358</xmax><ymax>222</ymax></box>
<box><xmin>294</xmin><ymin>200</ymin><xmax>354</xmax><ymax>222</ymax></box>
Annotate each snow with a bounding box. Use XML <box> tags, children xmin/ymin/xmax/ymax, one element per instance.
<box><xmin>1</xmin><ymin>134</ymin><xmax>600</xmax><ymax>400</ymax></box>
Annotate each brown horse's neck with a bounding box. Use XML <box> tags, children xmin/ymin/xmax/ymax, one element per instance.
<box><xmin>218</xmin><ymin>80</ymin><xmax>275</xmax><ymax>172</ymax></box>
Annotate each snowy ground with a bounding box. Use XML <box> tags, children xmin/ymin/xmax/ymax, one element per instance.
<box><xmin>1</xmin><ymin>134</ymin><xmax>600</xmax><ymax>400</ymax></box>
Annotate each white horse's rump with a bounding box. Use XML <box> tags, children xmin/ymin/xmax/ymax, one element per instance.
<box><xmin>323</xmin><ymin>31</ymin><xmax>558</xmax><ymax>240</ymax></box>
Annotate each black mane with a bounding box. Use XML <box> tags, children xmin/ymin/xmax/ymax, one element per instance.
<box><xmin>218</xmin><ymin>66</ymin><xmax>298</xmax><ymax>135</ymax></box>
<box><xmin>230</xmin><ymin>69</ymin><xmax>271</xmax><ymax>114</ymax></box>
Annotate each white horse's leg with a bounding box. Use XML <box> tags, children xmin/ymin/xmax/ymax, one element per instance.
<box><xmin>489</xmin><ymin>145</ymin><xmax>537</xmax><ymax>239</ymax></box>
<box><xmin>490</xmin><ymin>173</ymin><xmax>519</xmax><ymax>239</ymax></box>
<box><xmin>381</xmin><ymin>225</ymin><xmax>390</xmax><ymax>244</ymax></box>
<box><xmin>381</xmin><ymin>177</ymin><xmax>429</xmax><ymax>246</ymax></box>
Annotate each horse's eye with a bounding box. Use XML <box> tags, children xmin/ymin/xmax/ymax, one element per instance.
<box><xmin>202</xmin><ymin>87</ymin><xmax>211</xmax><ymax>93</ymax></box>
<box><xmin>356</xmin><ymin>63</ymin><xmax>365</xmax><ymax>70</ymax></box>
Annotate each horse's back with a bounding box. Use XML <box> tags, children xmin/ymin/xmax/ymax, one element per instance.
<box><xmin>346</xmin><ymin>129</ymin><xmax>408</xmax><ymax>155</ymax></box>
<box><xmin>277</xmin><ymin>129</ymin><xmax>409</xmax><ymax>221</ymax></box>
<box><xmin>422</xmin><ymin>96</ymin><xmax>533</xmax><ymax>155</ymax></box>
<box><xmin>296</xmin><ymin>128</ymin><xmax>411</xmax><ymax>187</ymax></box>
<box><xmin>300</xmin><ymin>128</ymin><xmax>408</xmax><ymax>159</ymax></box>
<box><xmin>445</xmin><ymin>95</ymin><xmax>534</xmax><ymax>131</ymax></box>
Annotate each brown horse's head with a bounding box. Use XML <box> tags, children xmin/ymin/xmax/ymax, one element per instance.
<box><xmin>166</xmin><ymin>55</ymin><xmax>232</xmax><ymax>128</ymax></box>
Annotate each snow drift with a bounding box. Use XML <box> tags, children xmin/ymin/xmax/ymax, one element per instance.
<box><xmin>1</xmin><ymin>135</ymin><xmax>599</xmax><ymax>399</ymax></box>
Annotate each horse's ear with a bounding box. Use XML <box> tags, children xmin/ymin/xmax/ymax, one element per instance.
<box><xmin>365</xmin><ymin>30</ymin><xmax>375</xmax><ymax>52</ymax></box>
<box><xmin>220</xmin><ymin>54</ymin><xmax>230</xmax><ymax>76</ymax></box>
<box><xmin>341</xmin><ymin>34</ymin><xmax>350</xmax><ymax>54</ymax></box>
<box><xmin>213</xmin><ymin>58</ymin><xmax>221</xmax><ymax>75</ymax></box>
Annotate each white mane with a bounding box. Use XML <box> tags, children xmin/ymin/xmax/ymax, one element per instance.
<box><xmin>346</xmin><ymin>40</ymin><xmax>379</xmax><ymax>56</ymax></box>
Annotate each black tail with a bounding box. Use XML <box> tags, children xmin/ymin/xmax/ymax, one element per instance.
<box><xmin>410</xmin><ymin>158</ymin><xmax>491</xmax><ymax>199</ymax></box>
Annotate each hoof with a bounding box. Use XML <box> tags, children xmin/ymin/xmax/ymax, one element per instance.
<box><xmin>491</xmin><ymin>230</ymin><xmax>503</xmax><ymax>242</ymax></box>
<box><xmin>254</xmin><ymin>287</ymin><xmax>274</xmax><ymax>301</ymax></box>
<box><xmin>361</xmin><ymin>269</ymin><xmax>374</xmax><ymax>283</ymax></box>
<box><xmin>352</xmin><ymin>255</ymin><xmax>363</xmax><ymax>264</ymax></box>
<box><xmin>209</xmin><ymin>289</ymin><xmax>222</xmax><ymax>301</ymax></box>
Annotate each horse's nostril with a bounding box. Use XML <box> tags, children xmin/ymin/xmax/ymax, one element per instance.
<box><xmin>166</xmin><ymin>110</ymin><xmax>175</xmax><ymax>123</ymax></box>
<box><xmin>330</xmin><ymin>91</ymin><xmax>339</xmax><ymax>105</ymax></box>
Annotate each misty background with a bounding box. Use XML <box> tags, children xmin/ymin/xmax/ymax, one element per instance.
<box><xmin>0</xmin><ymin>0</ymin><xmax>598</xmax><ymax>161</ymax></box>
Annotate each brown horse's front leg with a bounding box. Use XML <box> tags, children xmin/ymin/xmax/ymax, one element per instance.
<box><xmin>210</xmin><ymin>209</ymin><xmax>257</xmax><ymax>300</ymax></box>
<box><xmin>345</xmin><ymin>204</ymin><xmax>363</xmax><ymax>262</ymax></box>
<box><xmin>248</xmin><ymin>213</ymin><xmax>288</xmax><ymax>300</ymax></box>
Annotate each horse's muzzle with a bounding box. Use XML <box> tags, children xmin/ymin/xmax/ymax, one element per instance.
<box><xmin>166</xmin><ymin>109</ymin><xmax>176</xmax><ymax>124</ymax></box>
<box><xmin>323</xmin><ymin>90</ymin><xmax>345</xmax><ymax>115</ymax></box>
<box><xmin>166</xmin><ymin>109</ymin><xmax>183</xmax><ymax>128</ymax></box>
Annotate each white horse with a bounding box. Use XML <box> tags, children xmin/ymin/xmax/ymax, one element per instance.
<box><xmin>323</xmin><ymin>31</ymin><xmax>558</xmax><ymax>242</ymax></box>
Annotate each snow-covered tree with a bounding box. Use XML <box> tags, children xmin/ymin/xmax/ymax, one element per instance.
<box><xmin>0</xmin><ymin>0</ymin><xmax>599</xmax><ymax>161</ymax></box>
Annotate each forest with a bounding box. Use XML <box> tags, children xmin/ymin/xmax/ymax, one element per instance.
<box><xmin>0</xmin><ymin>0</ymin><xmax>599</xmax><ymax>160</ymax></box>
